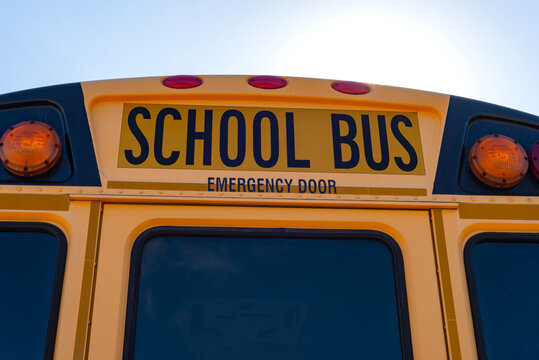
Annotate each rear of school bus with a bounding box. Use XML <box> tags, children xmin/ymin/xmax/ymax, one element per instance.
<box><xmin>0</xmin><ymin>75</ymin><xmax>537</xmax><ymax>360</ymax></box>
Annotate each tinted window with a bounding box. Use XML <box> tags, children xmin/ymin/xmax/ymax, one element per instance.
<box><xmin>125</xmin><ymin>228</ymin><xmax>411</xmax><ymax>359</ymax></box>
<box><xmin>466</xmin><ymin>235</ymin><xmax>539</xmax><ymax>359</ymax></box>
<box><xmin>0</xmin><ymin>225</ymin><xmax>66</xmax><ymax>360</ymax></box>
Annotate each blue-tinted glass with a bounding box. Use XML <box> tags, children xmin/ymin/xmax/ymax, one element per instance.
<box><xmin>133</xmin><ymin>234</ymin><xmax>404</xmax><ymax>359</ymax></box>
<box><xmin>472</xmin><ymin>241</ymin><xmax>539</xmax><ymax>359</ymax></box>
<box><xmin>0</xmin><ymin>231</ymin><xmax>59</xmax><ymax>359</ymax></box>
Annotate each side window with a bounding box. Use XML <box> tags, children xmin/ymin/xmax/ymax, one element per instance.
<box><xmin>124</xmin><ymin>228</ymin><xmax>412</xmax><ymax>360</ymax></box>
<box><xmin>0</xmin><ymin>223</ymin><xmax>67</xmax><ymax>360</ymax></box>
<box><xmin>465</xmin><ymin>233</ymin><xmax>539</xmax><ymax>359</ymax></box>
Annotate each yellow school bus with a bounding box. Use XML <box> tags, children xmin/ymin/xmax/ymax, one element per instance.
<box><xmin>0</xmin><ymin>75</ymin><xmax>537</xmax><ymax>360</ymax></box>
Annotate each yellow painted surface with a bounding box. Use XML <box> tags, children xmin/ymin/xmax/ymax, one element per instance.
<box><xmin>430</xmin><ymin>209</ymin><xmax>461</xmax><ymax>359</ymax></box>
<box><xmin>118</xmin><ymin>103</ymin><xmax>425</xmax><ymax>175</ymax></box>
<box><xmin>81</xmin><ymin>76</ymin><xmax>449</xmax><ymax>197</ymax></box>
<box><xmin>436</xmin><ymin>210</ymin><xmax>539</xmax><ymax>360</ymax></box>
<box><xmin>73</xmin><ymin>201</ymin><xmax>102</xmax><ymax>360</ymax></box>
<box><xmin>459</xmin><ymin>203</ymin><xmax>539</xmax><ymax>220</ymax></box>
<box><xmin>0</xmin><ymin>193</ymin><xmax>70</xmax><ymax>211</ymax></box>
<box><xmin>0</xmin><ymin>202</ymin><xmax>96</xmax><ymax>360</ymax></box>
<box><xmin>107</xmin><ymin>179</ymin><xmax>428</xmax><ymax>196</ymax></box>
<box><xmin>88</xmin><ymin>204</ymin><xmax>446</xmax><ymax>359</ymax></box>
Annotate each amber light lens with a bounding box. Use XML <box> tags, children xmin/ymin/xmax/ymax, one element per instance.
<box><xmin>0</xmin><ymin>121</ymin><xmax>62</xmax><ymax>177</ymax></box>
<box><xmin>469</xmin><ymin>134</ymin><xmax>528</xmax><ymax>188</ymax></box>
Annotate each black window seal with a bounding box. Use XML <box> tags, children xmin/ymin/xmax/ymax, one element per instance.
<box><xmin>122</xmin><ymin>226</ymin><xmax>414</xmax><ymax>360</ymax></box>
<box><xmin>464</xmin><ymin>232</ymin><xmax>539</xmax><ymax>360</ymax></box>
<box><xmin>0</xmin><ymin>222</ymin><xmax>67</xmax><ymax>360</ymax></box>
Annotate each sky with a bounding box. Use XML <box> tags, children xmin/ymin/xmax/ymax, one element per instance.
<box><xmin>0</xmin><ymin>0</ymin><xmax>538</xmax><ymax>115</ymax></box>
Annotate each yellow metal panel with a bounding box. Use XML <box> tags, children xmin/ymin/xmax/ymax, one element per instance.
<box><xmin>107</xmin><ymin>180</ymin><xmax>427</xmax><ymax>196</ymax></box>
<box><xmin>459</xmin><ymin>203</ymin><xmax>539</xmax><ymax>220</ymax></box>
<box><xmin>0</xmin><ymin>202</ymin><xmax>97</xmax><ymax>360</ymax></box>
<box><xmin>73</xmin><ymin>201</ymin><xmax>103</xmax><ymax>360</ymax></box>
<box><xmin>434</xmin><ymin>210</ymin><xmax>539</xmax><ymax>360</ymax></box>
<box><xmin>81</xmin><ymin>76</ymin><xmax>449</xmax><ymax>197</ymax></box>
<box><xmin>0</xmin><ymin>193</ymin><xmax>69</xmax><ymax>211</ymax></box>
<box><xmin>88</xmin><ymin>204</ymin><xmax>446</xmax><ymax>359</ymax></box>
<box><xmin>431</xmin><ymin>209</ymin><xmax>461</xmax><ymax>359</ymax></box>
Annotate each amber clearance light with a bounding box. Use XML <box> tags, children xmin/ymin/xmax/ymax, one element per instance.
<box><xmin>0</xmin><ymin>121</ymin><xmax>62</xmax><ymax>177</ymax></box>
<box><xmin>469</xmin><ymin>134</ymin><xmax>528</xmax><ymax>188</ymax></box>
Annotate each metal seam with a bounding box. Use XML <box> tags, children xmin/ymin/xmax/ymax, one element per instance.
<box><xmin>73</xmin><ymin>201</ymin><xmax>102</xmax><ymax>360</ymax></box>
<box><xmin>430</xmin><ymin>209</ymin><xmax>462</xmax><ymax>360</ymax></box>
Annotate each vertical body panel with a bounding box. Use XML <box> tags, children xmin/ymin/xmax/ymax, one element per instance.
<box><xmin>89</xmin><ymin>204</ymin><xmax>446</xmax><ymax>359</ymax></box>
<box><xmin>0</xmin><ymin>201</ymin><xmax>98</xmax><ymax>359</ymax></box>
<box><xmin>433</xmin><ymin>207</ymin><xmax>539</xmax><ymax>360</ymax></box>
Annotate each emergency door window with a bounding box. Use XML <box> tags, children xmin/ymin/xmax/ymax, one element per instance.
<box><xmin>0</xmin><ymin>224</ymin><xmax>66</xmax><ymax>360</ymax></box>
<box><xmin>466</xmin><ymin>234</ymin><xmax>539</xmax><ymax>359</ymax></box>
<box><xmin>124</xmin><ymin>228</ymin><xmax>412</xmax><ymax>359</ymax></box>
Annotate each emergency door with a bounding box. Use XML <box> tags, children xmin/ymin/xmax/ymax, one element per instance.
<box><xmin>88</xmin><ymin>204</ymin><xmax>446</xmax><ymax>359</ymax></box>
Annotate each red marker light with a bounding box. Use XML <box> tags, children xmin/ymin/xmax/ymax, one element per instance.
<box><xmin>331</xmin><ymin>81</ymin><xmax>370</xmax><ymax>95</ymax></box>
<box><xmin>248</xmin><ymin>75</ymin><xmax>287</xmax><ymax>89</ymax></box>
<box><xmin>162</xmin><ymin>75</ymin><xmax>203</xmax><ymax>89</ymax></box>
<box><xmin>530</xmin><ymin>141</ymin><xmax>539</xmax><ymax>179</ymax></box>
<box><xmin>468</xmin><ymin>134</ymin><xmax>528</xmax><ymax>188</ymax></box>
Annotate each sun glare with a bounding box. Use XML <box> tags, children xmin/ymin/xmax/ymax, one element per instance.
<box><xmin>277</xmin><ymin>12</ymin><xmax>476</xmax><ymax>96</ymax></box>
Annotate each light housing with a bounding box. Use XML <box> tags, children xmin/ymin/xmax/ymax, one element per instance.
<box><xmin>0</xmin><ymin>121</ymin><xmax>62</xmax><ymax>177</ymax></box>
<box><xmin>331</xmin><ymin>81</ymin><xmax>370</xmax><ymax>95</ymax></box>
<box><xmin>468</xmin><ymin>134</ymin><xmax>528</xmax><ymax>188</ymax></box>
<box><xmin>247</xmin><ymin>75</ymin><xmax>287</xmax><ymax>89</ymax></box>
<box><xmin>162</xmin><ymin>75</ymin><xmax>203</xmax><ymax>89</ymax></box>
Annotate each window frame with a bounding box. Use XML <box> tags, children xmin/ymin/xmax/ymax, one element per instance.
<box><xmin>0</xmin><ymin>222</ymin><xmax>67</xmax><ymax>360</ymax></box>
<box><xmin>122</xmin><ymin>226</ymin><xmax>413</xmax><ymax>360</ymax></box>
<box><xmin>464</xmin><ymin>232</ymin><xmax>539</xmax><ymax>360</ymax></box>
